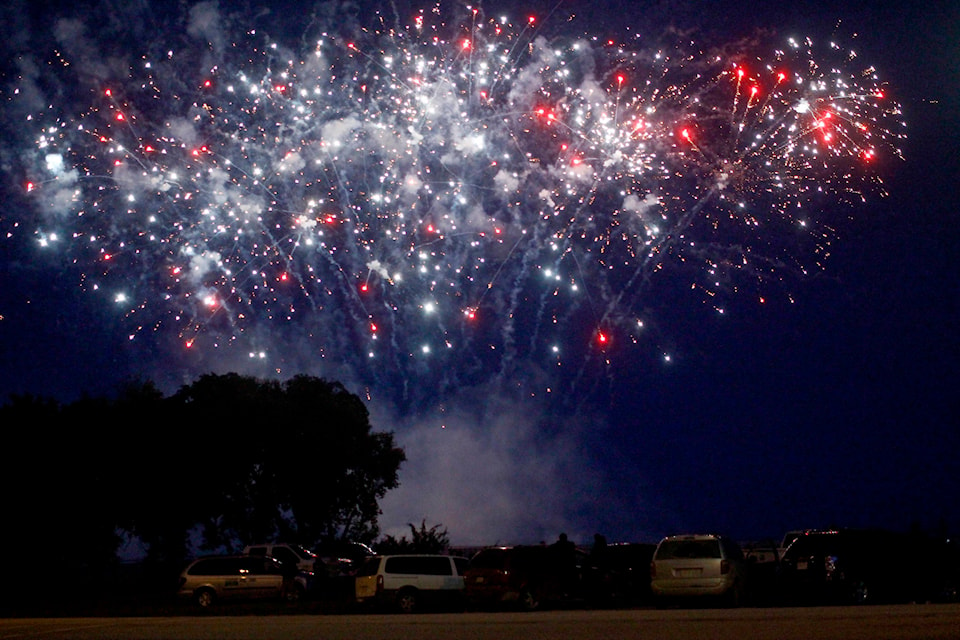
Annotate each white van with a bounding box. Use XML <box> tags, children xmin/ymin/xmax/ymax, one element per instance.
<box><xmin>354</xmin><ymin>554</ymin><xmax>469</xmax><ymax>612</ymax></box>
<box><xmin>650</xmin><ymin>534</ymin><xmax>747</xmax><ymax>606</ymax></box>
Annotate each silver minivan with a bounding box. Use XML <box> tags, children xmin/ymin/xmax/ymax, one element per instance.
<box><xmin>177</xmin><ymin>555</ymin><xmax>304</xmax><ymax>608</ymax></box>
<box><xmin>355</xmin><ymin>554</ymin><xmax>469</xmax><ymax>613</ymax></box>
<box><xmin>650</xmin><ymin>534</ymin><xmax>746</xmax><ymax>606</ymax></box>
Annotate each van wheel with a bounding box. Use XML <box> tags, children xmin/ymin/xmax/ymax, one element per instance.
<box><xmin>519</xmin><ymin>589</ymin><xmax>540</xmax><ymax>611</ymax></box>
<box><xmin>195</xmin><ymin>588</ymin><xmax>215</xmax><ymax>608</ymax></box>
<box><xmin>283</xmin><ymin>583</ymin><xmax>303</xmax><ymax>603</ymax></box>
<box><xmin>851</xmin><ymin>580</ymin><xmax>871</xmax><ymax>605</ymax></box>
<box><xmin>396</xmin><ymin>588</ymin><xmax>418</xmax><ymax>613</ymax></box>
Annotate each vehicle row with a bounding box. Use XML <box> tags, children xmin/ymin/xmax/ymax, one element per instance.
<box><xmin>652</xmin><ymin>529</ymin><xmax>960</xmax><ymax>608</ymax></box>
<box><xmin>175</xmin><ymin>529</ymin><xmax>960</xmax><ymax>611</ymax></box>
<box><xmin>176</xmin><ymin>541</ymin><xmax>377</xmax><ymax>608</ymax></box>
<box><xmin>346</xmin><ymin>532</ymin><xmax>959</xmax><ymax>612</ymax></box>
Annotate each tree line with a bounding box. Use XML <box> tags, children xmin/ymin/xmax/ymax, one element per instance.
<box><xmin>0</xmin><ymin>373</ymin><xmax>406</xmax><ymax>599</ymax></box>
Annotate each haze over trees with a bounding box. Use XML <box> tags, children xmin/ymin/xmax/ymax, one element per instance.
<box><xmin>0</xmin><ymin>373</ymin><xmax>405</xmax><ymax>595</ymax></box>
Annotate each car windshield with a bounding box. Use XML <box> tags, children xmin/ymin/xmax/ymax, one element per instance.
<box><xmin>656</xmin><ymin>539</ymin><xmax>721</xmax><ymax>559</ymax></box>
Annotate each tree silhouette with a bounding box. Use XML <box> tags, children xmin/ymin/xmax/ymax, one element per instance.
<box><xmin>376</xmin><ymin>519</ymin><xmax>451</xmax><ymax>554</ymax></box>
<box><xmin>162</xmin><ymin>373</ymin><xmax>406</xmax><ymax>552</ymax></box>
<box><xmin>0</xmin><ymin>373</ymin><xmax>405</xmax><ymax>606</ymax></box>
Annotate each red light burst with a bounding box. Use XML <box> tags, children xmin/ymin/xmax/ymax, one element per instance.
<box><xmin>596</xmin><ymin>329</ymin><xmax>610</xmax><ymax>348</ymax></box>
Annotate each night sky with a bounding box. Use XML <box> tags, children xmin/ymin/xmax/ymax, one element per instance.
<box><xmin>1</xmin><ymin>0</ymin><xmax>957</xmax><ymax>549</ymax></box>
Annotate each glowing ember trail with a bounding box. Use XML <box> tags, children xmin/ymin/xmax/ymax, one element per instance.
<box><xmin>11</xmin><ymin>8</ymin><xmax>905</xmax><ymax>407</ymax></box>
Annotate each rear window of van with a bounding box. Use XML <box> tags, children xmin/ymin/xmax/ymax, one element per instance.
<box><xmin>656</xmin><ymin>539</ymin><xmax>721</xmax><ymax>560</ymax></box>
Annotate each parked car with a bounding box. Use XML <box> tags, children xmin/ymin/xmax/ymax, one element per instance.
<box><xmin>464</xmin><ymin>544</ymin><xmax>590</xmax><ymax>610</ymax></box>
<box><xmin>741</xmin><ymin>539</ymin><xmax>781</xmax><ymax>604</ymax></box>
<box><xmin>177</xmin><ymin>555</ymin><xmax>306</xmax><ymax>608</ymax></box>
<box><xmin>591</xmin><ymin>542</ymin><xmax>657</xmax><ymax>606</ymax></box>
<box><xmin>244</xmin><ymin>543</ymin><xmax>319</xmax><ymax>573</ymax></box>
<box><xmin>778</xmin><ymin>529</ymin><xmax>819</xmax><ymax>559</ymax></box>
<box><xmin>649</xmin><ymin>534</ymin><xmax>747</xmax><ymax>606</ymax></box>
<box><xmin>777</xmin><ymin>528</ymin><xmax>944</xmax><ymax>605</ymax></box>
<box><xmin>354</xmin><ymin>554</ymin><xmax>469</xmax><ymax>613</ymax></box>
<box><xmin>314</xmin><ymin>540</ymin><xmax>376</xmax><ymax>576</ymax></box>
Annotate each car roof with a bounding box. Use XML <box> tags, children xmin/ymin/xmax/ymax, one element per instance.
<box><xmin>184</xmin><ymin>554</ymin><xmax>285</xmax><ymax>569</ymax></box>
<box><xmin>373</xmin><ymin>553</ymin><xmax>468</xmax><ymax>559</ymax></box>
<box><xmin>659</xmin><ymin>533</ymin><xmax>725</xmax><ymax>541</ymax></box>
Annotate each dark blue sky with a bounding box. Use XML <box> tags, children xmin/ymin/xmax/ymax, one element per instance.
<box><xmin>1</xmin><ymin>0</ymin><xmax>957</xmax><ymax>546</ymax></box>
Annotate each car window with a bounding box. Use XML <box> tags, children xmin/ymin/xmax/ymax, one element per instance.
<box><xmin>188</xmin><ymin>559</ymin><xmax>218</xmax><ymax>575</ymax></box>
<box><xmin>512</xmin><ymin>547</ymin><xmax>550</xmax><ymax>570</ymax></box>
<box><xmin>247</xmin><ymin>546</ymin><xmax>267</xmax><ymax>557</ymax></box>
<box><xmin>656</xmin><ymin>539</ymin><xmax>721</xmax><ymax>559</ymax></box>
<box><xmin>385</xmin><ymin>556</ymin><xmax>452</xmax><ymax>575</ymax></box>
<box><xmin>239</xmin><ymin>557</ymin><xmax>266</xmax><ymax>574</ymax></box>
<box><xmin>272</xmin><ymin>547</ymin><xmax>298</xmax><ymax>565</ymax></box>
<box><xmin>356</xmin><ymin>556</ymin><xmax>382</xmax><ymax>577</ymax></box>
<box><xmin>189</xmin><ymin>558</ymin><xmax>235</xmax><ymax>575</ymax></box>
<box><xmin>265</xmin><ymin>558</ymin><xmax>286</xmax><ymax>574</ymax></box>
<box><xmin>783</xmin><ymin>536</ymin><xmax>822</xmax><ymax>560</ymax></box>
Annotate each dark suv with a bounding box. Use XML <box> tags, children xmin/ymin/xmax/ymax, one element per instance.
<box><xmin>465</xmin><ymin>545</ymin><xmax>589</xmax><ymax>610</ymax></box>
<box><xmin>778</xmin><ymin>529</ymin><xmax>941</xmax><ymax>605</ymax></box>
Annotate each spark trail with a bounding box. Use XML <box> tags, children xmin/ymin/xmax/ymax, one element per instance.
<box><xmin>9</xmin><ymin>6</ymin><xmax>905</xmax><ymax>408</ymax></box>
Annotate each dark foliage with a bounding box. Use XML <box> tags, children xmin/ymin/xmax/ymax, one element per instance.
<box><xmin>0</xmin><ymin>374</ymin><xmax>404</xmax><ymax>610</ymax></box>
<box><xmin>375</xmin><ymin>519</ymin><xmax>451</xmax><ymax>554</ymax></box>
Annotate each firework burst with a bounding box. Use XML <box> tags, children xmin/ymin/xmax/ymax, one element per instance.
<box><xmin>11</xmin><ymin>6</ymin><xmax>905</xmax><ymax>407</ymax></box>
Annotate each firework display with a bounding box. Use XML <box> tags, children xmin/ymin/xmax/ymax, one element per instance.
<box><xmin>12</xmin><ymin>7</ymin><xmax>905</xmax><ymax>405</ymax></box>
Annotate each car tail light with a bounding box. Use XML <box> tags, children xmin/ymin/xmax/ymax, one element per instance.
<box><xmin>720</xmin><ymin>560</ymin><xmax>730</xmax><ymax>575</ymax></box>
<box><xmin>376</xmin><ymin>574</ymin><xmax>384</xmax><ymax>594</ymax></box>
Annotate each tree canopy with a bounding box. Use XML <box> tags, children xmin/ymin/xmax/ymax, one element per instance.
<box><xmin>375</xmin><ymin>519</ymin><xmax>452</xmax><ymax>555</ymax></box>
<box><xmin>0</xmin><ymin>373</ymin><xmax>405</xmax><ymax>581</ymax></box>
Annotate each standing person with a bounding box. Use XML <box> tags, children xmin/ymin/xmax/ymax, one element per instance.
<box><xmin>591</xmin><ymin>533</ymin><xmax>608</xmax><ymax>569</ymax></box>
<box><xmin>551</xmin><ymin>533</ymin><xmax>577</xmax><ymax>595</ymax></box>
